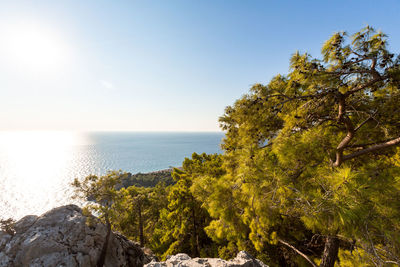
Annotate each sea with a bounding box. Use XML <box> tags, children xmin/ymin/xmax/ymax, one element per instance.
<box><xmin>0</xmin><ymin>131</ymin><xmax>224</xmax><ymax>219</ymax></box>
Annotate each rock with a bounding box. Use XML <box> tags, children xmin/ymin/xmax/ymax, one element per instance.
<box><xmin>0</xmin><ymin>205</ymin><xmax>151</xmax><ymax>267</ymax></box>
<box><xmin>144</xmin><ymin>251</ymin><xmax>268</xmax><ymax>267</ymax></box>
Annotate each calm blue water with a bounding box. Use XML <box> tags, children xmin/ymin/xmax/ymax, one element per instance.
<box><xmin>0</xmin><ymin>131</ymin><xmax>224</xmax><ymax>219</ymax></box>
<box><xmin>82</xmin><ymin>132</ymin><xmax>224</xmax><ymax>173</ymax></box>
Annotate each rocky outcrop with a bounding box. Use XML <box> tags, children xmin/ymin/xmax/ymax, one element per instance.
<box><xmin>0</xmin><ymin>205</ymin><xmax>268</xmax><ymax>267</ymax></box>
<box><xmin>0</xmin><ymin>205</ymin><xmax>150</xmax><ymax>267</ymax></box>
<box><xmin>144</xmin><ymin>251</ymin><xmax>268</xmax><ymax>267</ymax></box>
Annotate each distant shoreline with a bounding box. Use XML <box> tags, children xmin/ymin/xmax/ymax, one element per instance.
<box><xmin>139</xmin><ymin>167</ymin><xmax>183</xmax><ymax>175</ymax></box>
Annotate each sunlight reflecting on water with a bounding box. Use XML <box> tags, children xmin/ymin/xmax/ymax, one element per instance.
<box><xmin>0</xmin><ymin>131</ymin><xmax>223</xmax><ymax>220</ymax></box>
<box><xmin>0</xmin><ymin>131</ymin><xmax>92</xmax><ymax>219</ymax></box>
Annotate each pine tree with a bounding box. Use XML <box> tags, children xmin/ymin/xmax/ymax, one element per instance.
<box><xmin>216</xmin><ymin>26</ymin><xmax>400</xmax><ymax>266</ymax></box>
<box><xmin>154</xmin><ymin>153</ymin><xmax>219</xmax><ymax>259</ymax></box>
<box><xmin>114</xmin><ymin>186</ymin><xmax>152</xmax><ymax>246</ymax></box>
<box><xmin>72</xmin><ymin>171</ymin><xmax>123</xmax><ymax>267</ymax></box>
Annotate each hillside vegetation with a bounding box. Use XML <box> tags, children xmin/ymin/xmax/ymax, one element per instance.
<box><xmin>119</xmin><ymin>169</ymin><xmax>174</xmax><ymax>188</ymax></box>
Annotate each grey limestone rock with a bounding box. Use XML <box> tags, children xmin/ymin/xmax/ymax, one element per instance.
<box><xmin>144</xmin><ymin>251</ymin><xmax>268</xmax><ymax>267</ymax></box>
<box><xmin>0</xmin><ymin>205</ymin><xmax>150</xmax><ymax>267</ymax></box>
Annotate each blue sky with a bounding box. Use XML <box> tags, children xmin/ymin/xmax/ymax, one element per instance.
<box><xmin>0</xmin><ymin>0</ymin><xmax>399</xmax><ymax>131</ymax></box>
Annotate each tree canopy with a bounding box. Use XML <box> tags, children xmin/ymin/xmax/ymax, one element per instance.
<box><xmin>217</xmin><ymin>26</ymin><xmax>400</xmax><ymax>266</ymax></box>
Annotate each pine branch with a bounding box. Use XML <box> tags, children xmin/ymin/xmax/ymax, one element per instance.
<box><xmin>278</xmin><ymin>239</ymin><xmax>317</xmax><ymax>267</ymax></box>
<box><xmin>344</xmin><ymin>138</ymin><xmax>396</xmax><ymax>149</ymax></box>
<box><xmin>354</xmin><ymin>111</ymin><xmax>377</xmax><ymax>132</ymax></box>
<box><xmin>344</xmin><ymin>76</ymin><xmax>385</xmax><ymax>96</ymax></box>
<box><xmin>333</xmin><ymin>95</ymin><xmax>355</xmax><ymax>167</ymax></box>
<box><xmin>342</xmin><ymin>136</ymin><xmax>400</xmax><ymax>161</ymax></box>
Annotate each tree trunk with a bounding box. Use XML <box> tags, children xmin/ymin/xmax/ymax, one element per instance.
<box><xmin>320</xmin><ymin>236</ymin><xmax>340</xmax><ymax>267</ymax></box>
<box><xmin>97</xmin><ymin>216</ymin><xmax>111</xmax><ymax>267</ymax></box>
<box><xmin>191</xmin><ymin>197</ymin><xmax>200</xmax><ymax>257</ymax></box>
<box><xmin>138</xmin><ymin>202</ymin><xmax>144</xmax><ymax>247</ymax></box>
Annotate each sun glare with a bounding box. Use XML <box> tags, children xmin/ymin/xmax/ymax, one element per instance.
<box><xmin>0</xmin><ymin>132</ymin><xmax>91</xmax><ymax>219</ymax></box>
<box><xmin>0</xmin><ymin>22</ymin><xmax>70</xmax><ymax>73</ymax></box>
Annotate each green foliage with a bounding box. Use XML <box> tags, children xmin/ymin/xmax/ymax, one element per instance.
<box><xmin>336</xmin><ymin>247</ymin><xmax>400</xmax><ymax>267</ymax></box>
<box><xmin>73</xmin><ymin>170</ymin><xmax>170</xmax><ymax>249</ymax></box>
<box><xmin>115</xmin><ymin>186</ymin><xmax>149</xmax><ymax>242</ymax></box>
<box><xmin>152</xmin><ymin>153</ymin><xmax>219</xmax><ymax>259</ymax></box>
<box><xmin>72</xmin><ymin>170</ymin><xmax>123</xmax><ymax>226</ymax></box>
<box><xmin>119</xmin><ymin>169</ymin><xmax>174</xmax><ymax>188</ymax></box>
<box><xmin>216</xmin><ymin>26</ymin><xmax>400</xmax><ymax>266</ymax></box>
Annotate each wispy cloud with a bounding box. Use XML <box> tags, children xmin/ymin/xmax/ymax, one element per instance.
<box><xmin>99</xmin><ymin>80</ymin><xmax>115</xmax><ymax>90</ymax></box>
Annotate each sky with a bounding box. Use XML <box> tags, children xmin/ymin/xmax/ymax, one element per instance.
<box><xmin>0</xmin><ymin>0</ymin><xmax>399</xmax><ymax>132</ymax></box>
